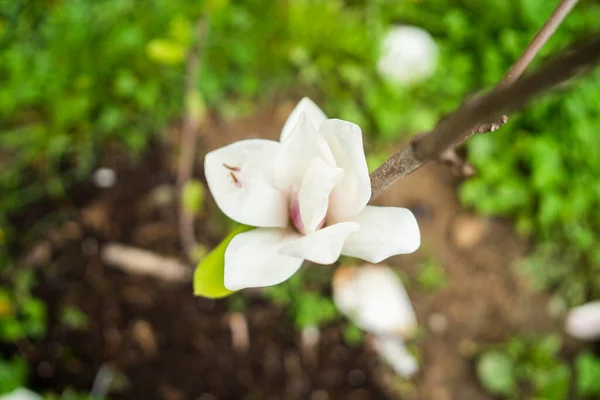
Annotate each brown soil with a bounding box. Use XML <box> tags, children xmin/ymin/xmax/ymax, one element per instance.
<box><xmin>10</xmin><ymin>103</ymin><xmax>560</xmax><ymax>399</ymax></box>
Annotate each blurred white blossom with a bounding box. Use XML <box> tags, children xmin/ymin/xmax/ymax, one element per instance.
<box><xmin>333</xmin><ymin>265</ymin><xmax>419</xmax><ymax>377</ymax></box>
<box><xmin>204</xmin><ymin>98</ymin><xmax>420</xmax><ymax>290</ymax></box>
<box><xmin>378</xmin><ymin>25</ymin><xmax>438</xmax><ymax>85</ymax></box>
<box><xmin>92</xmin><ymin>167</ymin><xmax>116</xmax><ymax>188</ymax></box>
<box><xmin>373</xmin><ymin>335</ymin><xmax>419</xmax><ymax>377</ymax></box>
<box><xmin>333</xmin><ymin>265</ymin><xmax>417</xmax><ymax>336</ymax></box>
<box><xmin>565</xmin><ymin>300</ymin><xmax>600</xmax><ymax>341</ymax></box>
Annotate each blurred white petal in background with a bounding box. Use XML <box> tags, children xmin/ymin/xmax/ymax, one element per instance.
<box><xmin>372</xmin><ymin>335</ymin><xmax>419</xmax><ymax>378</ymax></box>
<box><xmin>565</xmin><ymin>300</ymin><xmax>600</xmax><ymax>341</ymax></box>
<box><xmin>333</xmin><ymin>264</ymin><xmax>417</xmax><ymax>337</ymax></box>
<box><xmin>377</xmin><ymin>25</ymin><xmax>438</xmax><ymax>85</ymax></box>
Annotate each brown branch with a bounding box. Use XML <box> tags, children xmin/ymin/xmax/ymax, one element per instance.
<box><xmin>370</xmin><ymin>35</ymin><xmax>600</xmax><ymax>199</ymax></box>
<box><xmin>436</xmin><ymin>0</ymin><xmax>578</xmax><ymax>175</ymax></box>
<box><xmin>177</xmin><ymin>19</ymin><xmax>209</xmax><ymax>261</ymax></box>
<box><xmin>500</xmin><ymin>0</ymin><xmax>579</xmax><ymax>88</ymax></box>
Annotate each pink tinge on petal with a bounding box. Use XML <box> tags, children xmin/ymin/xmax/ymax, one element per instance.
<box><xmin>290</xmin><ymin>195</ymin><xmax>325</xmax><ymax>235</ymax></box>
<box><xmin>290</xmin><ymin>196</ymin><xmax>305</xmax><ymax>234</ymax></box>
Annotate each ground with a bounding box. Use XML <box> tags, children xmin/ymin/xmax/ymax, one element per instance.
<box><xmin>10</xmin><ymin>103</ymin><xmax>561</xmax><ymax>399</ymax></box>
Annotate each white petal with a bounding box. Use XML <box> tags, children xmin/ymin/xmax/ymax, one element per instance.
<box><xmin>373</xmin><ymin>336</ymin><xmax>419</xmax><ymax>377</ymax></box>
<box><xmin>279</xmin><ymin>222</ymin><xmax>359</xmax><ymax>265</ymax></box>
<box><xmin>204</xmin><ymin>139</ymin><xmax>288</xmax><ymax>227</ymax></box>
<box><xmin>224</xmin><ymin>228</ymin><xmax>304</xmax><ymax>290</ymax></box>
<box><xmin>280</xmin><ymin>97</ymin><xmax>327</xmax><ymax>143</ymax></box>
<box><xmin>565</xmin><ymin>301</ymin><xmax>600</xmax><ymax>341</ymax></box>
<box><xmin>298</xmin><ymin>158</ymin><xmax>344</xmax><ymax>233</ymax></box>
<box><xmin>274</xmin><ymin>113</ymin><xmax>336</xmax><ymax>194</ymax></box>
<box><xmin>333</xmin><ymin>265</ymin><xmax>417</xmax><ymax>336</ymax></box>
<box><xmin>342</xmin><ymin>206</ymin><xmax>420</xmax><ymax>263</ymax></box>
<box><xmin>319</xmin><ymin>119</ymin><xmax>372</xmax><ymax>222</ymax></box>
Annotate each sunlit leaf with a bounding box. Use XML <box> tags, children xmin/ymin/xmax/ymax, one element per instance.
<box><xmin>146</xmin><ymin>39</ymin><xmax>186</xmax><ymax>65</ymax></box>
<box><xmin>194</xmin><ymin>225</ymin><xmax>253</xmax><ymax>299</ymax></box>
<box><xmin>576</xmin><ymin>351</ymin><xmax>600</xmax><ymax>396</ymax></box>
<box><xmin>182</xmin><ymin>180</ymin><xmax>205</xmax><ymax>216</ymax></box>
<box><xmin>477</xmin><ymin>351</ymin><xmax>516</xmax><ymax>397</ymax></box>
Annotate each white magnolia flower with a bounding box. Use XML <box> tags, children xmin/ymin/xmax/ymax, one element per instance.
<box><xmin>333</xmin><ymin>265</ymin><xmax>417</xmax><ymax>337</ymax></box>
<box><xmin>565</xmin><ymin>300</ymin><xmax>600</xmax><ymax>341</ymax></box>
<box><xmin>205</xmin><ymin>98</ymin><xmax>420</xmax><ymax>290</ymax></box>
<box><xmin>378</xmin><ymin>25</ymin><xmax>438</xmax><ymax>85</ymax></box>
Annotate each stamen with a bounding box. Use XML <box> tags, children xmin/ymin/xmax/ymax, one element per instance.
<box><xmin>223</xmin><ymin>163</ymin><xmax>241</xmax><ymax>172</ymax></box>
<box><xmin>230</xmin><ymin>172</ymin><xmax>242</xmax><ymax>188</ymax></box>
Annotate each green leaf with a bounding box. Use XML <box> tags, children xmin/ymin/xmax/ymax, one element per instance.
<box><xmin>535</xmin><ymin>364</ymin><xmax>570</xmax><ymax>400</ymax></box>
<box><xmin>477</xmin><ymin>351</ymin><xmax>516</xmax><ymax>397</ymax></box>
<box><xmin>146</xmin><ymin>39</ymin><xmax>186</xmax><ymax>66</ymax></box>
<box><xmin>0</xmin><ymin>356</ymin><xmax>27</xmax><ymax>395</ymax></box>
<box><xmin>576</xmin><ymin>351</ymin><xmax>600</xmax><ymax>396</ymax></box>
<box><xmin>194</xmin><ymin>225</ymin><xmax>253</xmax><ymax>299</ymax></box>
<box><xmin>182</xmin><ymin>180</ymin><xmax>205</xmax><ymax>216</ymax></box>
<box><xmin>294</xmin><ymin>292</ymin><xmax>338</xmax><ymax>329</ymax></box>
<box><xmin>342</xmin><ymin>322</ymin><xmax>364</xmax><ymax>347</ymax></box>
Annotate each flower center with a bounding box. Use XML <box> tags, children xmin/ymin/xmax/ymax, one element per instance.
<box><xmin>289</xmin><ymin>195</ymin><xmax>325</xmax><ymax>235</ymax></box>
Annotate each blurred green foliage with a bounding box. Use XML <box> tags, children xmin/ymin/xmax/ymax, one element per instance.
<box><xmin>477</xmin><ymin>335</ymin><xmax>600</xmax><ymax>400</ymax></box>
<box><xmin>0</xmin><ymin>356</ymin><xmax>27</xmax><ymax>395</ymax></box>
<box><xmin>263</xmin><ymin>268</ymin><xmax>339</xmax><ymax>329</ymax></box>
<box><xmin>0</xmin><ymin>269</ymin><xmax>46</xmax><ymax>342</ymax></box>
<box><xmin>417</xmin><ymin>258</ymin><xmax>447</xmax><ymax>292</ymax></box>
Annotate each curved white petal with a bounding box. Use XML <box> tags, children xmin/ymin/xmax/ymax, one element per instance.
<box><xmin>565</xmin><ymin>301</ymin><xmax>600</xmax><ymax>341</ymax></box>
<box><xmin>279</xmin><ymin>222</ymin><xmax>359</xmax><ymax>265</ymax></box>
<box><xmin>333</xmin><ymin>265</ymin><xmax>417</xmax><ymax>337</ymax></box>
<box><xmin>298</xmin><ymin>158</ymin><xmax>344</xmax><ymax>233</ymax></box>
<box><xmin>273</xmin><ymin>113</ymin><xmax>336</xmax><ymax>194</ymax></box>
<box><xmin>224</xmin><ymin>228</ymin><xmax>304</xmax><ymax>290</ymax></box>
<box><xmin>280</xmin><ymin>97</ymin><xmax>327</xmax><ymax>143</ymax></box>
<box><xmin>373</xmin><ymin>336</ymin><xmax>419</xmax><ymax>377</ymax></box>
<box><xmin>205</xmin><ymin>139</ymin><xmax>288</xmax><ymax>227</ymax></box>
<box><xmin>342</xmin><ymin>206</ymin><xmax>420</xmax><ymax>263</ymax></box>
<box><xmin>319</xmin><ymin>119</ymin><xmax>372</xmax><ymax>222</ymax></box>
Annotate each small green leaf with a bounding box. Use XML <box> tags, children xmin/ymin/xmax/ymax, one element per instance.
<box><xmin>342</xmin><ymin>322</ymin><xmax>364</xmax><ymax>347</ymax></box>
<box><xmin>294</xmin><ymin>292</ymin><xmax>338</xmax><ymax>329</ymax></box>
<box><xmin>576</xmin><ymin>351</ymin><xmax>600</xmax><ymax>396</ymax></box>
<box><xmin>182</xmin><ymin>180</ymin><xmax>205</xmax><ymax>216</ymax></box>
<box><xmin>169</xmin><ymin>15</ymin><xmax>192</xmax><ymax>47</ymax></box>
<box><xmin>60</xmin><ymin>306</ymin><xmax>88</xmax><ymax>330</ymax></box>
<box><xmin>477</xmin><ymin>351</ymin><xmax>516</xmax><ymax>397</ymax></box>
<box><xmin>194</xmin><ymin>225</ymin><xmax>253</xmax><ymax>299</ymax></box>
<box><xmin>146</xmin><ymin>39</ymin><xmax>186</xmax><ymax>65</ymax></box>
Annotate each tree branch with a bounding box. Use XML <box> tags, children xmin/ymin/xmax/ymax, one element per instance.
<box><xmin>500</xmin><ymin>0</ymin><xmax>579</xmax><ymax>88</ymax></box>
<box><xmin>436</xmin><ymin>0</ymin><xmax>578</xmax><ymax>177</ymax></box>
<box><xmin>370</xmin><ymin>35</ymin><xmax>600</xmax><ymax>199</ymax></box>
<box><xmin>177</xmin><ymin>18</ymin><xmax>209</xmax><ymax>261</ymax></box>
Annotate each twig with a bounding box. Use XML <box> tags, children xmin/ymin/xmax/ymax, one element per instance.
<box><xmin>177</xmin><ymin>19</ymin><xmax>209</xmax><ymax>260</ymax></box>
<box><xmin>500</xmin><ymin>0</ymin><xmax>579</xmax><ymax>88</ymax></box>
<box><xmin>370</xmin><ymin>35</ymin><xmax>600</xmax><ymax>199</ymax></box>
<box><xmin>228</xmin><ymin>312</ymin><xmax>250</xmax><ymax>353</ymax></box>
<box><xmin>101</xmin><ymin>243</ymin><xmax>192</xmax><ymax>282</ymax></box>
<box><xmin>437</xmin><ymin>0</ymin><xmax>578</xmax><ymax>176</ymax></box>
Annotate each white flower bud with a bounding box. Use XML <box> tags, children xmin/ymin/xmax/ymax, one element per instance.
<box><xmin>565</xmin><ymin>301</ymin><xmax>600</xmax><ymax>341</ymax></box>
<box><xmin>378</xmin><ymin>25</ymin><xmax>438</xmax><ymax>85</ymax></box>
